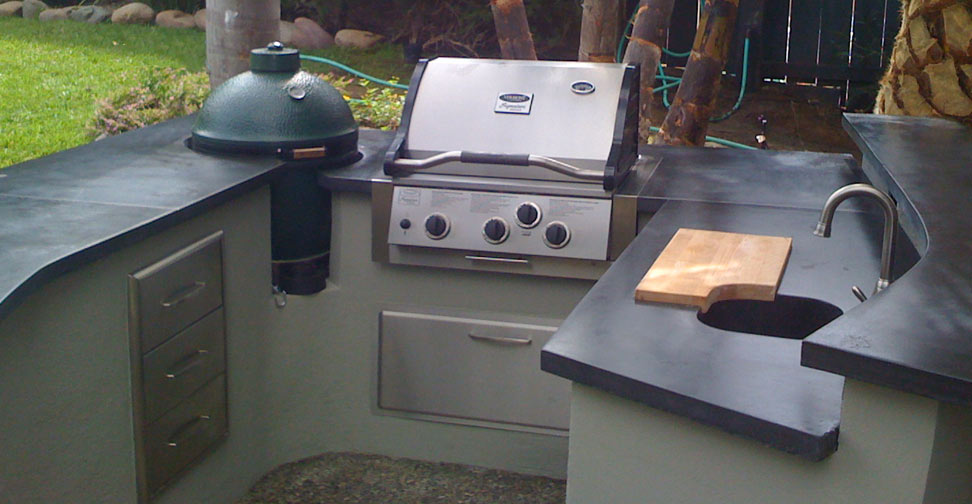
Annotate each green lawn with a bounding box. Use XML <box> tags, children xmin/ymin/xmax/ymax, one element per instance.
<box><xmin>0</xmin><ymin>17</ymin><xmax>205</xmax><ymax>167</ymax></box>
<box><xmin>0</xmin><ymin>16</ymin><xmax>412</xmax><ymax>169</ymax></box>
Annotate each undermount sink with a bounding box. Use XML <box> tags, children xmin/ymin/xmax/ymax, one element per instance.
<box><xmin>697</xmin><ymin>295</ymin><xmax>843</xmax><ymax>339</ymax></box>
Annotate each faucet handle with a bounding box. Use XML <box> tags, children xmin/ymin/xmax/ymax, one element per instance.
<box><xmin>852</xmin><ymin>285</ymin><xmax>868</xmax><ymax>303</ymax></box>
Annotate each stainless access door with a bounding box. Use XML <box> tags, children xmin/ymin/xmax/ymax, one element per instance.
<box><xmin>378</xmin><ymin>310</ymin><xmax>569</xmax><ymax>431</ymax></box>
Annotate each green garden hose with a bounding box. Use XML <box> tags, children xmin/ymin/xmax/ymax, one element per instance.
<box><xmin>300</xmin><ymin>54</ymin><xmax>409</xmax><ymax>90</ymax></box>
<box><xmin>709</xmin><ymin>36</ymin><xmax>749</xmax><ymax>122</ymax></box>
<box><xmin>648</xmin><ymin>126</ymin><xmax>757</xmax><ymax>150</ymax></box>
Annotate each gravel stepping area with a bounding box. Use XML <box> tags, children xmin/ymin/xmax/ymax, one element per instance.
<box><xmin>237</xmin><ymin>452</ymin><xmax>566</xmax><ymax>504</ymax></box>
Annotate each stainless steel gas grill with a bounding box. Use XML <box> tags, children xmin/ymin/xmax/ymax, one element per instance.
<box><xmin>374</xmin><ymin>57</ymin><xmax>650</xmax><ymax>279</ymax></box>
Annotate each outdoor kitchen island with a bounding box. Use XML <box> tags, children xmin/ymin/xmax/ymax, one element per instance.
<box><xmin>0</xmin><ymin>113</ymin><xmax>970</xmax><ymax>504</ymax></box>
<box><xmin>541</xmin><ymin>114</ymin><xmax>972</xmax><ymax>504</ymax></box>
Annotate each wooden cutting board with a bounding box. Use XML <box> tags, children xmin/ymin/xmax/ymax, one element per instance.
<box><xmin>634</xmin><ymin>228</ymin><xmax>792</xmax><ymax>312</ymax></box>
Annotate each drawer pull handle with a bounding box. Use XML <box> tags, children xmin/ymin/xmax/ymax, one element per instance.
<box><xmin>160</xmin><ymin>281</ymin><xmax>207</xmax><ymax>308</ymax></box>
<box><xmin>167</xmin><ymin>415</ymin><xmax>212</xmax><ymax>448</ymax></box>
<box><xmin>165</xmin><ymin>350</ymin><xmax>210</xmax><ymax>379</ymax></box>
<box><xmin>468</xmin><ymin>333</ymin><xmax>533</xmax><ymax>346</ymax></box>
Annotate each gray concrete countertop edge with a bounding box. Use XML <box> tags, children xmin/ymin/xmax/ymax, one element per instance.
<box><xmin>540</xmin><ymin>350</ymin><xmax>837</xmax><ymax>461</ymax></box>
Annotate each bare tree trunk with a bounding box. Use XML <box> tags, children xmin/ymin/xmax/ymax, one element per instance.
<box><xmin>579</xmin><ymin>0</ymin><xmax>622</xmax><ymax>62</ymax></box>
<box><xmin>206</xmin><ymin>0</ymin><xmax>280</xmax><ymax>88</ymax></box>
<box><xmin>875</xmin><ymin>0</ymin><xmax>972</xmax><ymax>125</ymax></box>
<box><xmin>622</xmin><ymin>0</ymin><xmax>676</xmax><ymax>141</ymax></box>
<box><xmin>490</xmin><ymin>0</ymin><xmax>538</xmax><ymax>60</ymax></box>
<box><xmin>655</xmin><ymin>0</ymin><xmax>739</xmax><ymax>146</ymax></box>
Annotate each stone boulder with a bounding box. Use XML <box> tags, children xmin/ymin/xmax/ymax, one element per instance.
<box><xmin>193</xmin><ymin>8</ymin><xmax>205</xmax><ymax>29</ymax></box>
<box><xmin>279</xmin><ymin>20</ymin><xmax>298</xmax><ymax>46</ymax></box>
<box><xmin>156</xmin><ymin>9</ymin><xmax>193</xmax><ymax>29</ymax></box>
<box><xmin>294</xmin><ymin>17</ymin><xmax>333</xmax><ymax>49</ymax></box>
<box><xmin>334</xmin><ymin>29</ymin><xmax>384</xmax><ymax>49</ymax></box>
<box><xmin>38</xmin><ymin>5</ymin><xmax>72</xmax><ymax>21</ymax></box>
<box><xmin>0</xmin><ymin>1</ymin><xmax>23</xmax><ymax>17</ymax></box>
<box><xmin>21</xmin><ymin>0</ymin><xmax>46</xmax><ymax>19</ymax></box>
<box><xmin>111</xmin><ymin>2</ymin><xmax>154</xmax><ymax>25</ymax></box>
<box><xmin>284</xmin><ymin>20</ymin><xmax>314</xmax><ymax>50</ymax></box>
<box><xmin>69</xmin><ymin>5</ymin><xmax>111</xmax><ymax>23</ymax></box>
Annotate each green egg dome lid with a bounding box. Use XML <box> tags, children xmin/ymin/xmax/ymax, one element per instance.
<box><xmin>191</xmin><ymin>42</ymin><xmax>361</xmax><ymax>165</ymax></box>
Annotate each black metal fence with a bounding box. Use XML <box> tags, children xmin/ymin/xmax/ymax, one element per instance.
<box><xmin>650</xmin><ymin>0</ymin><xmax>902</xmax><ymax>107</ymax></box>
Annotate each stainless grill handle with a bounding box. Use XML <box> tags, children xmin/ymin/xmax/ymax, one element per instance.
<box><xmin>389</xmin><ymin>150</ymin><xmax>604</xmax><ymax>182</ymax></box>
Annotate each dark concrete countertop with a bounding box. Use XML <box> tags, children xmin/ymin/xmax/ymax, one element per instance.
<box><xmin>0</xmin><ymin>115</ymin><xmax>285</xmax><ymax>321</ymax></box>
<box><xmin>635</xmin><ymin>145</ymin><xmax>863</xmax><ymax>212</ymax></box>
<box><xmin>541</xmin><ymin>114</ymin><xmax>970</xmax><ymax>460</ymax></box>
<box><xmin>317</xmin><ymin>129</ymin><xmax>394</xmax><ymax>193</ymax></box>
<box><xmin>540</xmin><ymin>197</ymin><xmax>897</xmax><ymax>460</ymax></box>
<box><xmin>802</xmin><ymin>115</ymin><xmax>972</xmax><ymax>405</ymax></box>
<box><xmin>0</xmin><ymin>118</ymin><xmax>394</xmax><ymax>324</ymax></box>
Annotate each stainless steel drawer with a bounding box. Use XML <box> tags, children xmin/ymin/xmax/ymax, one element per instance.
<box><xmin>144</xmin><ymin>374</ymin><xmax>227</xmax><ymax>496</ymax></box>
<box><xmin>142</xmin><ymin>308</ymin><xmax>226</xmax><ymax>422</ymax></box>
<box><xmin>130</xmin><ymin>232</ymin><xmax>223</xmax><ymax>351</ymax></box>
<box><xmin>379</xmin><ymin>310</ymin><xmax>570</xmax><ymax>430</ymax></box>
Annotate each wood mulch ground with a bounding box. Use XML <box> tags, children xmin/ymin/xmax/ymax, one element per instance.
<box><xmin>652</xmin><ymin>82</ymin><xmax>863</xmax><ymax>161</ymax></box>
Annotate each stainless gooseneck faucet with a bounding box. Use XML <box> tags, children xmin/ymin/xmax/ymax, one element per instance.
<box><xmin>814</xmin><ymin>183</ymin><xmax>898</xmax><ymax>300</ymax></box>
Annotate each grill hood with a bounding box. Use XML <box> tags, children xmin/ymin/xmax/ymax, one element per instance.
<box><xmin>191</xmin><ymin>42</ymin><xmax>360</xmax><ymax>166</ymax></box>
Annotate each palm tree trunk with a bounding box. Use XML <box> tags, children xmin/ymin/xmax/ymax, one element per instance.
<box><xmin>655</xmin><ymin>0</ymin><xmax>739</xmax><ymax>146</ymax></box>
<box><xmin>875</xmin><ymin>0</ymin><xmax>972</xmax><ymax>125</ymax></box>
<box><xmin>490</xmin><ymin>0</ymin><xmax>538</xmax><ymax>60</ymax></box>
<box><xmin>579</xmin><ymin>0</ymin><xmax>622</xmax><ymax>62</ymax></box>
<box><xmin>622</xmin><ymin>0</ymin><xmax>676</xmax><ymax>141</ymax></box>
<box><xmin>206</xmin><ymin>0</ymin><xmax>280</xmax><ymax>87</ymax></box>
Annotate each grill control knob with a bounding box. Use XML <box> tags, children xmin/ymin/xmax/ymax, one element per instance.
<box><xmin>483</xmin><ymin>217</ymin><xmax>510</xmax><ymax>244</ymax></box>
<box><xmin>543</xmin><ymin>222</ymin><xmax>570</xmax><ymax>249</ymax></box>
<box><xmin>515</xmin><ymin>202</ymin><xmax>542</xmax><ymax>228</ymax></box>
<box><xmin>424</xmin><ymin>213</ymin><xmax>450</xmax><ymax>240</ymax></box>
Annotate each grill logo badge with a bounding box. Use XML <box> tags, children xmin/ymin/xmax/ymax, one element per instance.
<box><xmin>571</xmin><ymin>81</ymin><xmax>595</xmax><ymax>95</ymax></box>
<box><xmin>494</xmin><ymin>92</ymin><xmax>534</xmax><ymax>115</ymax></box>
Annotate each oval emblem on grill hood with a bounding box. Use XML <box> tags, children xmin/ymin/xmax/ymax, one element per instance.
<box><xmin>499</xmin><ymin>93</ymin><xmax>531</xmax><ymax>103</ymax></box>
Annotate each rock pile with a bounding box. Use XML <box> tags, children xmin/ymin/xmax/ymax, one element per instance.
<box><xmin>0</xmin><ymin>2</ymin><xmax>389</xmax><ymax>53</ymax></box>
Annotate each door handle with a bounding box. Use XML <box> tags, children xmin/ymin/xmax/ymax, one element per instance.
<box><xmin>468</xmin><ymin>333</ymin><xmax>533</xmax><ymax>346</ymax></box>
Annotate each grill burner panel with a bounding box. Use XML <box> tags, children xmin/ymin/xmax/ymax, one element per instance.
<box><xmin>388</xmin><ymin>187</ymin><xmax>612</xmax><ymax>261</ymax></box>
